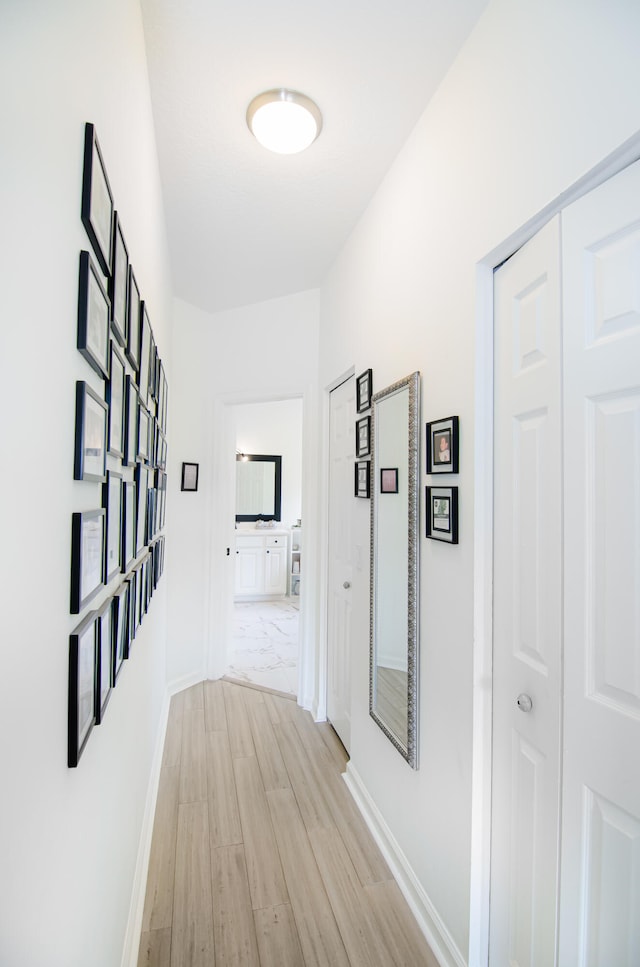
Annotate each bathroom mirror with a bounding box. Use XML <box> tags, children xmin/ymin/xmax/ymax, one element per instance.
<box><xmin>236</xmin><ymin>454</ymin><xmax>282</xmax><ymax>522</ymax></box>
<box><xmin>370</xmin><ymin>371</ymin><xmax>420</xmax><ymax>768</ymax></box>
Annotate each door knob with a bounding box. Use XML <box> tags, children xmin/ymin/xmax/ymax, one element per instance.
<box><xmin>343</xmin><ymin>581</ymin><xmax>351</xmax><ymax>589</ymax></box>
<box><xmin>516</xmin><ymin>693</ymin><xmax>533</xmax><ymax>713</ymax></box>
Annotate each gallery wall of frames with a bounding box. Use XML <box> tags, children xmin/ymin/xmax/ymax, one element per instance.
<box><xmin>68</xmin><ymin>123</ymin><xmax>169</xmax><ymax>768</ymax></box>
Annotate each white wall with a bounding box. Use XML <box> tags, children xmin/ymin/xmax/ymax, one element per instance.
<box><xmin>0</xmin><ymin>2</ymin><xmax>172</xmax><ymax>965</ymax></box>
<box><xmin>318</xmin><ymin>0</ymin><xmax>640</xmax><ymax>961</ymax></box>
<box><xmin>235</xmin><ymin>398</ymin><xmax>303</xmax><ymax>527</ymax></box>
<box><xmin>167</xmin><ymin>291</ymin><xmax>319</xmax><ymax>690</ymax></box>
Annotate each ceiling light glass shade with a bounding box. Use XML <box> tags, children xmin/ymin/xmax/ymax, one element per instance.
<box><xmin>246</xmin><ymin>89</ymin><xmax>322</xmax><ymax>155</ymax></box>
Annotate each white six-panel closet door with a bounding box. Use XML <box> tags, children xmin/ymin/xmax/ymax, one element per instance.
<box><xmin>491</xmin><ymin>215</ymin><xmax>563</xmax><ymax>966</ymax></box>
<box><xmin>559</xmin><ymin>159</ymin><xmax>640</xmax><ymax>967</ymax></box>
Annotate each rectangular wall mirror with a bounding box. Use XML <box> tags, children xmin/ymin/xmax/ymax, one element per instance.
<box><xmin>369</xmin><ymin>371</ymin><xmax>420</xmax><ymax>768</ymax></box>
<box><xmin>236</xmin><ymin>453</ymin><xmax>282</xmax><ymax>522</ymax></box>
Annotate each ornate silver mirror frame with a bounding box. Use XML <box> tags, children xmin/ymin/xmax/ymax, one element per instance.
<box><xmin>369</xmin><ymin>371</ymin><xmax>420</xmax><ymax>768</ymax></box>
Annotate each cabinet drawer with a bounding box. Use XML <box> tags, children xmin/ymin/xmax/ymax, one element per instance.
<box><xmin>236</xmin><ymin>536</ymin><xmax>262</xmax><ymax>549</ymax></box>
<box><xmin>265</xmin><ymin>535</ymin><xmax>285</xmax><ymax>547</ymax></box>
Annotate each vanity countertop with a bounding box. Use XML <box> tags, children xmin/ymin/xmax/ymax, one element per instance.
<box><xmin>236</xmin><ymin>525</ymin><xmax>290</xmax><ymax>537</ymax></box>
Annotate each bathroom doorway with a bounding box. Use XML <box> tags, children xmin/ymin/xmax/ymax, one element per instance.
<box><xmin>226</xmin><ymin>398</ymin><xmax>303</xmax><ymax>695</ymax></box>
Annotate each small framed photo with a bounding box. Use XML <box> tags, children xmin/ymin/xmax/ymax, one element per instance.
<box><xmin>121</xmin><ymin>480</ymin><xmax>136</xmax><ymax>572</ymax></box>
<box><xmin>139</xmin><ymin>304</ymin><xmax>152</xmax><ymax>405</ymax></box>
<box><xmin>70</xmin><ymin>509</ymin><xmax>105</xmax><ymax>613</ymax></box>
<box><xmin>95</xmin><ymin>597</ymin><xmax>113</xmax><ymax>724</ymax></box>
<box><xmin>103</xmin><ymin>470</ymin><xmax>122</xmax><ymax>583</ymax></box>
<box><xmin>380</xmin><ymin>468</ymin><xmax>399</xmax><ymax>494</ymax></box>
<box><xmin>126</xmin><ymin>266</ymin><xmax>141</xmax><ymax>372</ymax></box>
<box><xmin>107</xmin><ymin>341</ymin><xmax>126</xmax><ymax>458</ymax></box>
<box><xmin>81</xmin><ymin>123</ymin><xmax>114</xmax><ymax>277</ymax></box>
<box><xmin>135</xmin><ymin>463</ymin><xmax>149</xmax><ymax>555</ymax></box>
<box><xmin>123</xmin><ymin>375</ymin><xmax>139</xmax><ymax>467</ymax></box>
<box><xmin>355</xmin><ymin>416</ymin><xmax>371</xmax><ymax>458</ymax></box>
<box><xmin>356</xmin><ymin>368</ymin><xmax>373</xmax><ymax>413</ymax></box>
<box><xmin>109</xmin><ymin>212</ymin><xmax>129</xmax><ymax>347</ymax></box>
<box><xmin>138</xmin><ymin>403</ymin><xmax>150</xmax><ymax>464</ymax></box>
<box><xmin>68</xmin><ymin>611</ymin><xmax>97</xmax><ymax>767</ymax></box>
<box><xmin>77</xmin><ymin>250</ymin><xmax>110</xmax><ymax>380</ymax></box>
<box><xmin>112</xmin><ymin>583</ymin><xmax>129</xmax><ymax>679</ymax></box>
<box><xmin>426</xmin><ymin>415</ymin><xmax>459</xmax><ymax>474</ymax></box>
<box><xmin>181</xmin><ymin>461</ymin><xmax>199</xmax><ymax>492</ymax></box>
<box><xmin>426</xmin><ymin>486</ymin><xmax>459</xmax><ymax>543</ymax></box>
<box><xmin>149</xmin><ymin>333</ymin><xmax>158</xmax><ymax>402</ymax></box>
<box><xmin>74</xmin><ymin>381</ymin><xmax>108</xmax><ymax>482</ymax></box>
<box><xmin>128</xmin><ymin>570</ymin><xmax>139</xmax><ymax>644</ymax></box>
<box><xmin>354</xmin><ymin>460</ymin><xmax>370</xmax><ymax>498</ymax></box>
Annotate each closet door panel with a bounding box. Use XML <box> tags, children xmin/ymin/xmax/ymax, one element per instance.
<box><xmin>560</xmin><ymin>158</ymin><xmax>640</xmax><ymax>967</ymax></box>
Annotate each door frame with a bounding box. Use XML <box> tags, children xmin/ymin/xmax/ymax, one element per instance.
<box><xmin>314</xmin><ymin>366</ymin><xmax>355</xmax><ymax>722</ymax></box>
<box><xmin>203</xmin><ymin>388</ymin><xmax>312</xmax><ymax>702</ymax></box>
<box><xmin>469</xmin><ymin>132</ymin><xmax>640</xmax><ymax>967</ymax></box>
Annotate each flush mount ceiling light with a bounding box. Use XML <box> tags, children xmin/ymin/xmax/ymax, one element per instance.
<box><xmin>246</xmin><ymin>89</ymin><xmax>322</xmax><ymax>155</ymax></box>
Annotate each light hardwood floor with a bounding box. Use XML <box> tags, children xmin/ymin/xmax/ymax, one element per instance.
<box><xmin>138</xmin><ymin>681</ymin><xmax>439</xmax><ymax>967</ymax></box>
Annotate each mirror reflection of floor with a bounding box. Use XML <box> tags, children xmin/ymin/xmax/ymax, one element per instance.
<box><xmin>375</xmin><ymin>666</ymin><xmax>408</xmax><ymax>740</ymax></box>
<box><xmin>226</xmin><ymin>598</ymin><xmax>299</xmax><ymax>696</ymax></box>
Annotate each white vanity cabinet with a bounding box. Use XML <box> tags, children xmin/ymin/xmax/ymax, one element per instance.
<box><xmin>234</xmin><ymin>531</ymin><xmax>288</xmax><ymax>599</ymax></box>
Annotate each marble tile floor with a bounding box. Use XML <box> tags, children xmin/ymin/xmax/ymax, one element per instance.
<box><xmin>226</xmin><ymin>597</ymin><xmax>299</xmax><ymax>696</ymax></box>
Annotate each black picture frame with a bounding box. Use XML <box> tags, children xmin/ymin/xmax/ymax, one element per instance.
<box><xmin>380</xmin><ymin>468</ymin><xmax>399</xmax><ymax>494</ymax></box>
<box><xmin>70</xmin><ymin>509</ymin><xmax>105</xmax><ymax>613</ymax></box>
<box><xmin>147</xmin><ymin>487</ymin><xmax>157</xmax><ymax>543</ymax></box>
<box><xmin>128</xmin><ymin>570</ymin><xmax>139</xmax><ymax>644</ymax></box>
<box><xmin>68</xmin><ymin>610</ymin><xmax>97</xmax><ymax>767</ymax></box>
<box><xmin>77</xmin><ymin>250</ymin><xmax>110</xmax><ymax>380</ymax></box>
<box><xmin>126</xmin><ymin>266</ymin><xmax>141</xmax><ymax>371</ymax></box>
<box><xmin>426</xmin><ymin>486</ymin><xmax>459</xmax><ymax>543</ymax></box>
<box><xmin>74</xmin><ymin>381</ymin><xmax>108</xmax><ymax>482</ymax></box>
<box><xmin>103</xmin><ymin>470</ymin><xmax>122</xmax><ymax>583</ymax></box>
<box><xmin>139</xmin><ymin>303</ymin><xmax>152</xmax><ymax>406</ymax></box>
<box><xmin>181</xmin><ymin>462</ymin><xmax>199</xmax><ymax>492</ymax></box>
<box><xmin>355</xmin><ymin>416</ymin><xmax>371</xmax><ymax>458</ymax></box>
<box><xmin>81</xmin><ymin>122</ymin><xmax>114</xmax><ymax>277</ymax></box>
<box><xmin>158</xmin><ymin>364</ymin><xmax>168</xmax><ymax>433</ymax></box>
<box><xmin>121</xmin><ymin>481</ymin><xmax>136</xmax><ymax>572</ymax></box>
<box><xmin>95</xmin><ymin>597</ymin><xmax>113</xmax><ymax>724</ymax></box>
<box><xmin>149</xmin><ymin>333</ymin><xmax>158</xmax><ymax>403</ymax></box>
<box><xmin>109</xmin><ymin>213</ymin><xmax>129</xmax><ymax>347</ymax></box>
<box><xmin>156</xmin><ymin>430</ymin><xmax>167</xmax><ymax>471</ymax></box>
<box><xmin>426</xmin><ymin>415</ymin><xmax>459</xmax><ymax>474</ymax></box>
<box><xmin>157</xmin><ymin>470</ymin><xmax>167</xmax><ymax>529</ymax></box>
<box><xmin>354</xmin><ymin>460</ymin><xmax>370</xmax><ymax>498</ymax></box>
<box><xmin>113</xmin><ymin>583</ymin><xmax>129</xmax><ymax>678</ymax></box>
<box><xmin>107</xmin><ymin>341</ymin><xmax>126</xmax><ymax>458</ymax></box>
<box><xmin>356</xmin><ymin>368</ymin><xmax>373</xmax><ymax>413</ymax></box>
<box><xmin>123</xmin><ymin>375</ymin><xmax>139</xmax><ymax>467</ymax></box>
<box><xmin>135</xmin><ymin>463</ymin><xmax>148</xmax><ymax>555</ymax></box>
<box><xmin>138</xmin><ymin>403</ymin><xmax>150</xmax><ymax>464</ymax></box>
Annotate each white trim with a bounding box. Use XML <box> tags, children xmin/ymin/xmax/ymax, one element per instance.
<box><xmin>344</xmin><ymin>763</ymin><xmax>465</xmax><ymax>967</ymax></box>
<box><xmin>314</xmin><ymin>365</ymin><xmax>355</xmax><ymax>722</ymax></box>
<box><xmin>167</xmin><ymin>670</ymin><xmax>206</xmax><ymax>695</ymax></box>
<box><xmin>469</xmin><ymin>130</ymin><xmax>640</xmax><ymax>967</ymax></box>
<box><xmin>120</xmin><ymin>689</ymin><xmax>171</xmax><ymax>967</ymax></box>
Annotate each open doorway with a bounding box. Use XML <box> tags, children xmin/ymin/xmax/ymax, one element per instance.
<box><xmin>226</xmin><ymin>397</ymin><xmax>303</xmax><ymax>695</ymax></box>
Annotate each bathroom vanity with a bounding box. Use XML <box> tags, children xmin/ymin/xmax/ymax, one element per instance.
<box><xmin>234</xmin><ymin>529</ymin><xmax>289</xmax><ymax>599</ymax></box>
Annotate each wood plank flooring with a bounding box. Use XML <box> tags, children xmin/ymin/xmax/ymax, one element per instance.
<box><xmin>138</xmin><ymin>681</ymin><xmax>439</xmax><ymax>967</ymax></box>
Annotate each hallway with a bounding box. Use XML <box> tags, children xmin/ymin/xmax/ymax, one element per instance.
<box><xmin>138</xmin><ymin>681</ymin><xmax>438</xmax><ymax>966</ymax></box>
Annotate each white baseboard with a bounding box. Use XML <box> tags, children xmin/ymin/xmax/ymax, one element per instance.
<box><xmin>343</xmin><ymin>763</ymin><xmax>467</xmax><ymax>967</ymax></box>
<box><xmin>120</xmin><ymin>690</ymin><xmax>171</xmax><ymax>967</ymax></box>
<box><xmin>167</xmin><ymin>670</ymin><xmax>206</xmax><ymax>695</ymax></box>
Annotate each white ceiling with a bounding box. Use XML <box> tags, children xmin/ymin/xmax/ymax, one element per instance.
<box><xmin>141</xmin><ymin>0</ymin><xmax>488</xmax><ymax>314</ymax></box>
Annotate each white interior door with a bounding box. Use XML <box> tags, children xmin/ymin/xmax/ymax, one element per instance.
<box><xmin>559</xmin><ymin>159</ymin><xmax>640</xmax><ymax>966</ymax></box>
<box><xmin>327</xmin><ymin>375</ymin><xmax>355</xmax><ymax>751</ymax></box>
<box><xmin>491</xmin><ymin>216</ymin><xmax>563</xmax><ymax>965</ymax></box>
